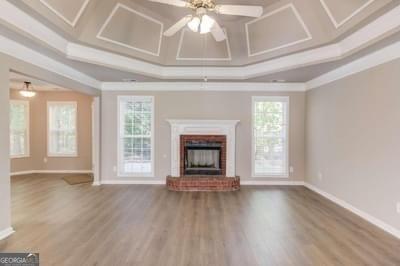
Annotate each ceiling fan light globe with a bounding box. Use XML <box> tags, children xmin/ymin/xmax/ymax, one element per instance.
<box><xmin>200</xmin><ymin>14</ymin><xmax>215</xmax><ymax>34</ymax></box>
<box><xmin>187</xmin><ymin>17</ymin><xmax>200</xmax><ymax>32</ymax></box>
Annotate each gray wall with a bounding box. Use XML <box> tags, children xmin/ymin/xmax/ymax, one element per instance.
<box><xmin>0</xmin><ymin>62</ymin><xmax>11</xmax><ymax>233</ymax></box>
<box><xmin>306</xmin><ymin>59</ymin><xmax>400</xmax><ymax>230</ymax></box>
<box><xmin>101</xmin><ymin>91</ymin><xmax>306</xmax><ymax>182</ymax></box>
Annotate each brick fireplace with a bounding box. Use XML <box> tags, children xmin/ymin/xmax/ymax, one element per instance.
<box><xmin>166</xmin><ymin>120</ymin><xmax>240</xmax><ymax>192</ymax></box>
<box><xmin>180</xmin><ymin>135</ymin><xmax>226</xmax><ymax>177</ymax></box>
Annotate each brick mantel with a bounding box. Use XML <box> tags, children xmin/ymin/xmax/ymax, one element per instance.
<box><xmin>167</xmin><ymin>120</ymin><xmax>240</xmax><ymax>177</ymax></box>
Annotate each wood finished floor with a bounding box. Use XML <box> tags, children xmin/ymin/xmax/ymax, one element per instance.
<box><xmin>1</xmin><ymin>174</ymin><xmax>400</xmax><ymax>266</ymax></box>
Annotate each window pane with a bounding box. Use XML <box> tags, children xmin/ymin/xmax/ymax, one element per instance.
<box><xmin>119</xmin><ymin>96</ymin><xmax>153</xmax><ymax>176</ymax></box>
<box><xmin>253</xmin><ymin>98</ymin><xmax>288</xmax><ymax>176</ymax></box>
<box><xmin>48</xmin><ymin>102</ymin><xmax>77</xmax><ymax>156</ymax></box>
<box><xmin>10</xmin><ymin>101</ymin><xmax>28</xmax><ymax>157</ymax></box>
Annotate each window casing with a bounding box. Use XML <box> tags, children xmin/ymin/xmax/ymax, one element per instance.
<box><xmin>10</xmin><ymin>100</ymin><xmax>30</xmax><ymax>158</ymax></box>
<box><xmin>47</xmin><ymin>101</ymin><xmax>78</xmax><ymax>157</ymax></box>
<box><xmin>118</xmin><ymin>96</ymin><xmax>154</xmax><ymax>177</ymax></box>
<box><xmin>252</xmin><ymin>96</ymin><xmax>289</xmax><ymax>178</ymax></box>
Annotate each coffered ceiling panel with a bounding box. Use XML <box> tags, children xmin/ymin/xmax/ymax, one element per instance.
<box><xmin>246</xmin><ymin>4</ymin><xmax>312</xmax><ymax>57</ymax></box>
<box><xmin>39</xmin><ymin>0</ymin><xmax>90</xmax><ymax>27</ymax></box>
<box><xmin>97</xmin><ymin>3</ymin><xmax>163</xmax><ymax>57</ymax></box>
<box><xmin>177</xmin><ymin>29</ymin><xmax>231</xmax><ymax>61</ymax></box>
<box><xmin>320</xmin><ymin>0</ymin><xmax>375</xmax><ymax>28</ymax></box>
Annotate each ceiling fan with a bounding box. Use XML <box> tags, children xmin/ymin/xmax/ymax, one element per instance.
<box><xmin>148</xmin><ymin>0</ymin><xmax>263</xmax><ymax>42</ymax></box>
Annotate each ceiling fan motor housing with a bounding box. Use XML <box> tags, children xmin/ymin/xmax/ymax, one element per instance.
<box><xmin>190</xmin><ymin>0</ymin><xmax>216</xmax><ymax>10</ymax></box>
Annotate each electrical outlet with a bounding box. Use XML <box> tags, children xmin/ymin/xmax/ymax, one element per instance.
<box><xmin>318</xmin><ymin>172</ymin><xmax>323</xmax><ymax>181</ymax></box>
<box><xmin>397</xmin><ymin>202</ymin><xmax>400</xmax><ymax>214</ymax></box>
<box><xmin>43</xmin><ymin>157</ymin><xmax>47</xmax><ymax>163</ymax></box>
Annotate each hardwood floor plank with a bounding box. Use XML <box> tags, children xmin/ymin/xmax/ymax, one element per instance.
<box><xmin>1</xmin><ymin>175</ymin><xmax>400</xmax><ymax>266</ymax></box>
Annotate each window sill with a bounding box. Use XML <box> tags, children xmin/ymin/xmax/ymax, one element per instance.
<box><xmin>118</xmin><ymin>173</ymin><xmax>155</xmax><ymax>178</ymax></box>
<box><xmin>251</xmin><ymin>175</ymin><xmax>289</xmax><ymax>179</ymax></box>
<box><xmin>47</xmin><ymin>154</ymin><xmax>78</xmax><ymax>158</ymax></box>
<box><xmin>10</xmin><ymin>155</ymin><xmax>30</xmax><ymax>159</ymax></box>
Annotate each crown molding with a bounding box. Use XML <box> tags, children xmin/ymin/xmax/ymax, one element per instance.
<box><xmin>306</xmin><ymin>40</ymin><xmax>400</xmax><ymax>90</ymax></box>
<box><xmin>101</xmin><ymin>82</ymin><xmax>307</xmax><ymax>91</ymax></box>
<box><xmin>0</xmin><ymin>0</ymin><xmax>68</xmax><ymax>54</ymax></box>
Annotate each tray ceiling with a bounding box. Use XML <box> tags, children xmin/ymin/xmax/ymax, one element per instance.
<box><xmin>16</xmin><ymin>0</ymin><xmax>393</xmax><ymax>67</ymax></box>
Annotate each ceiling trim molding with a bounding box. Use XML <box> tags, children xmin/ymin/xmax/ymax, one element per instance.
<box><xmin>101</xmin><ymin>82</ymin><xmax>307</xmax><ymax>92</ymax></box>
<box><xmin>0</xmin><ymin>0</ymin><xmax>68</xmax><ymax>54</ymax></box>
<box><xmin>306</xmin><ymin>40</ymin><xmax>400</xmax><ymax>90</ymax></box>
<box><xmin>0</xmin><ymin>35</ymin><xmax>100</xmax><ymax>89</ymax></box>
<box><xmin>1</xmin><ymin>2</ymin><xmax>400</xmax><ymax>80</ymax></box>
<box><xmin>96</xmin><ymin>3</ymin><xmax>164</xmax><ymax>57</ymax></box>
<box><xmin>39</xmin><ymin>0</ymin><xmax>91</xmax><ymax>27</ymax></box>
<box><xmin>176</xmin><ymin>28</ymin><xmax>232</xmax><ymax>61</ymax></box>
<box><xmin>245</xmin><ymin>3</ymin><xmax>312</xmax><ymax>57</ymax></box>
<box><xmin>320</xmin><ymin>0</ymin><xmax>375</xmax><ymax>29</ymax></box>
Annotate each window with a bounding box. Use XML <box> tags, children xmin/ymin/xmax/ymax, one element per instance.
<box><xmin>118</xmin><ymin>96</ymin><xmax>154</xmax><ymax>177</ymax></box>
<box><xmin>47</xmin><ymin>102</ymin><xmax>77</xmax><ymax>157</ymax></box>
<box><xmin>10</xmin><ymin>100</ymin><xmax>29</xmax><ymax>158</ymax></box>
<box><xmin>252</xmin><ymin>96</ymin><xmax>289</xmax><ymax>177</ymax></box>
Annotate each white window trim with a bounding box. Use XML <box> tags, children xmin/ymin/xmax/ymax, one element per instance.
<box><xmin>251</xmin><ymin>96</ymin><xmax>290</xmax><ymax>178</ymax></box>
<box><xmin>117</xmin><ymin>95</ymin><xmax>155</xmax><ymax>178</ymax></box>
<box><xmin>10</xmin><ymin>100</ymin><xmax>30</xmax><ymax>159</ymax></box>
<box><xmin>47</xmin><ymin>101</ymin><xmax>78</xmax><ymax>157</ymax></box>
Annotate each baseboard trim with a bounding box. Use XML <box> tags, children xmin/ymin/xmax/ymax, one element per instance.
<box><xmin>101</xmin><ymin>180</ymin><xmax>165</xmax><ymax>185</ymax></box>
<box><xmin>0</xmin><ymin>227</ymin><xmax>15</xmax><ymax>240</ymax></box>
<box><xmin>304</xmin><ymin>183</ymin><xmax>400</xmax><ymax>240</ymax></box>
<box><xmin>11</xmin><ymin>170</ymin><xmax>93</xmax><ymax>176</ymax></box>
<box><xmin>241</xmin><ymin>180</ymin><xmax>304</xmax><ymax>186</ymax></box>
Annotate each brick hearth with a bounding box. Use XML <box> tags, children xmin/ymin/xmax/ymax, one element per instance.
<box><xmin>166</xmin><ymin>176</ymin><xmax>240</xmax><ymax>192</ymax></box>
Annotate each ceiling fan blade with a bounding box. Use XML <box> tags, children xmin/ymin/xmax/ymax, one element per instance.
<box><xmin>164</xmin><ymin>15</ymin><xmax>192</xmax><ymax>36</ymax></box>
<box><xmin>215</xmin><ymin>5</ymin><xmax>263</xmax><ymax>17</ymax></box>
<box><xmin>210</xmin><ymin>21</ymin><xmax>226</xmax><ymax>42</ymax></box>
<box><xmin>147</xmin><ymin>0</ymin><xmax>188</xmax><ymax>7</ymax></box>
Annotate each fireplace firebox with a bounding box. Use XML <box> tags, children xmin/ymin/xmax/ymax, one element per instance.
<box><xmin>184</xmin><ymin>140</ymin><xmax>222</xmax><ymax>175</ymax></box>
<box><xmin>180</xmin><ymin>135</ymin><xmax>226</xmax><ymax>177</ymax></box>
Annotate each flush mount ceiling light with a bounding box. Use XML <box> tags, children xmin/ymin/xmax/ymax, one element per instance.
<box><xmin>19</xmin><ymin>81</ymin><xmax>36</xmax><ymax>98</ymax></box>
<box><xmin>152</xmin><ymin>0</ymin><xmax>263</xmax><ymax>41</ymax></box>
